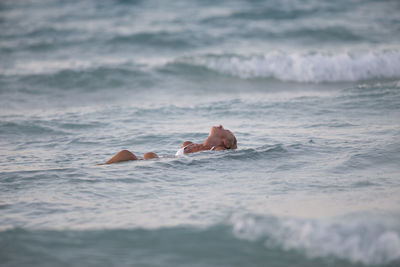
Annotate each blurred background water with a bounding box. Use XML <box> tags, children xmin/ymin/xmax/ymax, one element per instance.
<box><xmin>1</xmin><ymin>0</ymin><xmax>400</xmax><ymax>266</ymax></box>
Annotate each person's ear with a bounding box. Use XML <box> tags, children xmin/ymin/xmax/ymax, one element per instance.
<box><xmin>222</xmin><ymin>138</ymin><xmax>231</xmax><ymax>149</ymax></box>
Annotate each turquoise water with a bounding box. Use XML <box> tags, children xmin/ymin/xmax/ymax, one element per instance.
<box><xmin>1</xmin><ymin>0</ymin><xmax>400</xmax><ymax>266</ymax></box>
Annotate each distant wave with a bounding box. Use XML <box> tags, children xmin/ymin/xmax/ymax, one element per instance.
<box><xmin>3</xmin><ymin>49</ymin><xmax>400</xmax><ymax>84</ymax></box>
<box><xmin>174</xmin><ymin>49</ymin><xmax>400</xmax><ymax>82</ymax></box>
<box><xmin>0</xmin><ymin>121</ymin><xmax>68</xmax><ymax>136</ymax></box>
<box><xmin>0</xmin><ymin>59</ymin><xmax>135</xmax><ymax>76</ymax></box>
<box><xmin>109</xmin><ymin>31</ymin><xmax>201</xmax><ymax>49</ymax></box>
<box><xmin>0</xmin><ymin>59</ymin><xmax>154</xmax><ymax>92</ymax></box>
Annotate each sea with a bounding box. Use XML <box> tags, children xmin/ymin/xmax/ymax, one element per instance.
<box><xmin>1</xmin><ymin>0</ymin><xmax>400</xmax><ymax>266</ymax></box>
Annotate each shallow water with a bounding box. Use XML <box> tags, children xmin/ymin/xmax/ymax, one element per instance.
<box><xmin>1</xmin><ymin>0</ymin><xmax>400</xmax><ymax>266</ymax></box>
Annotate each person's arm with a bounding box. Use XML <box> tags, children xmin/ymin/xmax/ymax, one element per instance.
<box><xmin>105</xmin><ymin>150</ymin><xmax>138</xmax><ymax>164</ymax></box>
<box><xmin>180</xmin><ymin>141</ymin><xmax>193</xmax><ymax>148</ymax></box>
<box><xmin>184</xmin><ymin>143</ymin><xmax>215</xmax><ymax>153</ymax></box>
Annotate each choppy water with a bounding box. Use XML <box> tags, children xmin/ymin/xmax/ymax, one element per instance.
<box><xmin>1</xmin><ymin>0</ymin><xmax>400</xmax><ymax>266</ymax></box>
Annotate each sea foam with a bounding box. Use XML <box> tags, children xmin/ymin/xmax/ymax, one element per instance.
<box><xmin>178</xmin><ymin>49</ymin><xmax>400</xmax><ymax>83</ymax></box>
<box><xmin>229</xmin><ymin>213</ymin><xmax>400</xmax><ymax>265</ymax></box>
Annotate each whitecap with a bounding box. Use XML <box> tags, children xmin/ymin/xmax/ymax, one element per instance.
<box><xmin>177</xmin><ymin>49</ymin><xmax>400</xmax><ymax>83</ymax></box>
<box><xmin>229</xmin><ymin>213</ymin><xmax>400</xmax><ymax>265</ymax></box>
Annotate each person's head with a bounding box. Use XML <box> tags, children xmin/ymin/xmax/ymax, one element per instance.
<box><xmin>204</xmin><ymin>125</ymin><xmax>237</xmax><ymax>149</ymax></box>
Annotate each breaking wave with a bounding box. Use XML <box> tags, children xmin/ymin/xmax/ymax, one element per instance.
<box><xmin>2</xmin><ymin>213</ymin><xmax>399</xmax><ymax>266</ymax></box>
<box><xmin>230</xmin><ymin>213</ymin><xmax>400</xmax><ymax>265</ymax></box>
<box><xmin>176</xmin><ymin>49</ymin><xmax>400</xmax><ymax>82</ymax></box>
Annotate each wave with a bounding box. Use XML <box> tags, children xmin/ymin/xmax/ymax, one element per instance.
<box><xmin>3</xmin><ymin>49</ymin><xmax>400</xmax><ymax>85</ymax></box>
<box><xmin>0</xmin><ymin>58</ymin><xmax>140</xmax><ymax>76</ymax></box>
<box><xmin>0</xmin><ymin>60</ymin><xmax>154</xmax><ymax>94</ymax></box>
<box><xmin>222</xmin><ymin>144</ymin><xmax>287</xmax><ymax>160</ymax></box>
<box><xmin>3</xmin><ymin>48</ymin><xmax>400</xmax><ymax>85</ymax></box>
<box><xmin>109</xmin><ymin>30</ymin><xmax>202</xmax><ymax>49</ymax></box>
<box><xmin>230</xmin><ymin>213</ymin><xmax>400</xmax><ymax>265</ymax></box>
<box><xmin>1</xmin><ymin>213</ymin><xmax>399</xmax><ymax>266</ymax></box>
<box><xmin>173</xmin><ymin>49</ymin><xmax>400</xmax><ymax>82</ymax></box>
<box><xmin>0</xmin><ymin>118</ymin><xmax>105</xmax><ymax>137</ymax></box>
<box><xmin>0</xmin><ymin>121</ymin><xmax>68</xmax><ymax>136</ymax></box>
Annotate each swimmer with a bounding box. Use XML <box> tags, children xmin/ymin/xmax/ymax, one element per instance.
<box><xmin>103</xmin><ymin>125</ymin><xmax>237</xmax><ymax>164</ymax></box>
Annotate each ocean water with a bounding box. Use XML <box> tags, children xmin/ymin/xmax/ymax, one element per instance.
<box><xmin>1</xmin><ymin>0</ymin><xmax>400</xmax><ymax>266</ymax></box>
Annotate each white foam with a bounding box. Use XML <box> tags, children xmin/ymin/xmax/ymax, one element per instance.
<box><xmin>0</xmin><ymin>57</ymin><xmax>171</xmax><ymax>76</ymax></box>
<box><xmin>0</xmin><ymin>58</ymin><xmax>134</xmax><ymax>76</ymax></box>
<box><xmin>180</xmin><ymin>49</ymin><xmax>400</xmax><ymax>82</ymax></box>
<box><xmin>229</xmin><ymin>213</ymin><xmax>400</xmax><ymax>265</ymax></box>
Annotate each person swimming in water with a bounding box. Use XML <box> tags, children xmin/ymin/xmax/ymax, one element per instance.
<box><xmin>104</xmin><ymin>125</ymin><xmax>237</xmax><ymax>164</ymax></box>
